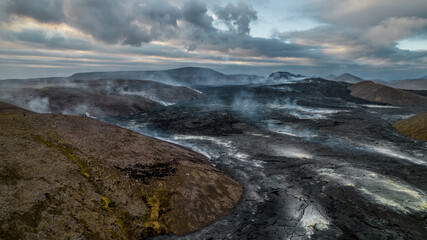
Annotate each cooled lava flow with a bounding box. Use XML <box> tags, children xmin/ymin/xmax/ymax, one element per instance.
<box><xmin>109</xmin><ymin>78</ymin><xmax>427</xmax><ymax>240</ymax></box>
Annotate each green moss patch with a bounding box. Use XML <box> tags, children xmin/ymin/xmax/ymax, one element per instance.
<box><xmin>141</xmin><ymin>183</ymin><xmax>171</xmax><ymax>237</ymax></box>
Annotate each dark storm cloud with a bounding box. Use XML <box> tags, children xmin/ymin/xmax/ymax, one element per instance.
<box><xmin>137</xmin><ymin>0</ymin><xmax>182</xmax><ymax>27</ymax></box>
<box><xmin>182</xmin><ymin>26</ymin><xmax>319</xmax><ymax>58</ymax></box>
<box><xmin>3</xmin><ymin>0</ymin><xmax>182</xmax><ymax>46</ymax></box>
<box><xmin>1</xmin><ymin>0</ymin><xmax>314</xmax><ymax>59</ymax></box>
<box><xmin>65</xmin><ymin>0</ymin><xmax>152</xmax><ymax>46</ymax></box>
<box><xmin>2</xmin><ymin>0</ymin><xmax>425</xmax><ymax>80</ymax></box>
<box><xmin>5</xmin><ymin>0</ymin><xmax>64</xmax><ymax>23</ymax></box>
<box><xmin>182</xmin><ymin>0</ymin><xmax>214</xmax><ymax>29</ymax></box>
<box><xmin>132</xmin><ymin>0</ymin><xmax>182</xmax><ymax>41</ymax></box>
<box><xmin>215</xmin><ymin>3</ymin><xmax>257</xmax><ymax>34</ymax></box>
<box><xmin>179</xmin><ymin>1</ymin><xmax>316</xmax><ymax>58</ymax></box>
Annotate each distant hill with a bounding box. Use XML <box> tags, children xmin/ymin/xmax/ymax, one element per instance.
<box><xmin>348</xmin><ymin>81</ymin><xmax>427</xmax><ymax>106</ymax></box>
<box><xmin>388</xmin><ymin>79</ymin><xmax>427</xmax><ymax>90</ymax></box>
<box><xmin>334</xmin><ymin>73</ymin><xmax>364</xmax><ymax>83</ymax></box>
<box><xmin>393</xmin><ymin>112</ymin><xmax>427</xmax><ymax>141</ymax></box>
<box><xmin>162</xmin><ymin>67</ymin><xmax>228</xmax><ymax>84</ymax></box>
<box><xmin>325</xmin><ymin>74</ymin><xmax>337</xmax><ymax>80</ymax></box>
<box><xmin>0</xmin><ymin>102</ymin><xmax>242</xmax><ymax>238</ymax></box>
<box><xmin>70</xmin><ymin>67</ymin><xmax>264</xmax><ymax>86</ymax></box>
<box><xmin>326</xmin><ymin>72</ymin><xmax>427</xmax><ymax>90</ymax></box>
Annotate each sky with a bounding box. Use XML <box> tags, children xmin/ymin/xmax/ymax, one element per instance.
<box><xmin>0</xmin><ymin>0</ymin><xmax>427</xmax><ymax>80</ymax></box>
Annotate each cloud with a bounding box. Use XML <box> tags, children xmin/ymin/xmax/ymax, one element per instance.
<box><xmin>64</xmin><ymin>0</ymin><xmax>151</xmax><ymax>46</ymax></box>
<box><xmin>0</xmin><ymin>25</ymin><xmax>92</xmax><ymax>51</ymax></box>
<box><xmin>305</xmin><ymin>0</ymin><xmax>427</xmax><ymax>27</ymax></box>
<box><xmin>215</xmin><ymin>2</ymin><xmax>257</xmax><ymax>34</ymax></box>
<box><xmin>12</xmin><ymin>29</ymin><xmax>92</xmax><ymax>50</ymax></box>
<box><xmin>136</xmin><ymin>0</ymin><xmax>182</xmax><ymax>27</ymax></box>
<box><xmin>132</xmin><ymin>0</ymin><xmax>182</xmax><ymax>42</ymax></box>
<box><xmin>235</xmin><ymin>35</ymin><xmax>318</xmax><ymax>58</ymax></box>
<box><xmin>5</xmin><ymin>0</ymin><xmax>64</xmax><ymax>23</ymax></box>
<box><xmin>182</xmin><ymin>0</ymin><xmax>214</xmax><ymax>29</ymax></box>
<box><xmin>1</xmin><ymin>0</ymin><xmax>427</xmax><ymax>80</ymax></box>
<box><xmin>3</xmin><ymin>0</ymin><xmax>184</xmax><ymax>46</ymax></box>
<box><xmin>181</xmin><ymin>26</ymin><xmax>317</xmax><ymax>59</ymax></box>
<box><xmin>177</xmin><ymin>1</ymin><xmax>316</xmax><ymax>59</ymax></box>
<box><xmin>280</xmin><ymin>26</ymin><xmax>365</xmax><ymax>58</ymax></box>
<box><xmin>0</xmin><ymin>0</ymin><xmax>306</xmax><ymax>59</ymax></box>
<box><xmin>363</xmin><ymin>17</ymin><xmax>427</xmax><ymax>46</ymax></box>
<box><xmin>279</xmin><ymin>23</ymin><xmax>427</xmax><ymax>77</ymax></box>
<box><xmin>277</xmin><ymin>1</ymin><xmax>427</xmax><ymax>78</ymax></box>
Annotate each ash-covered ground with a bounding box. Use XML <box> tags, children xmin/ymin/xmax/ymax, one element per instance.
<box><xmin>108</xmin><ymin>78</ymin><xmax>427</xmax><ymax>240</ymax></box>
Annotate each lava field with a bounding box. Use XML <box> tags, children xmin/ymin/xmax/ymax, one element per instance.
<box><xmin>107</xmin><ymin>79</ymin><xmax>427</xmax><ymax>239</ymax></box>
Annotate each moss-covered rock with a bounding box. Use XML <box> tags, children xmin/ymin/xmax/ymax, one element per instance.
<box><xmin>393</xmin><ymin>112</ymin><xmax>427</xmax><ymax>141</ymax></box>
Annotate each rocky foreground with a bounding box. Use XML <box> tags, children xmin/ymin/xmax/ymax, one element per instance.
<box><xmin>0</xmin><ymin>102</ymin><xmax>242</xmax><ymax>239</ymax></box>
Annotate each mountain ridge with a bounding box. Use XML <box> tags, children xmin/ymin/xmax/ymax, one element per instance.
<box><xmin>325</xmin><ymin>74</ymin><xmax>337</xmax><ymax>80</ymax></box>
<box><xmin>70</xmin><ymin>67</ymin><xmax>264</xmax><ymax>86</ymax></box>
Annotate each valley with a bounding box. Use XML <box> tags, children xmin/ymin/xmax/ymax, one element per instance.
<box><xmin>1</xmin><ymin>68</ymin><xmax>426</xmax><ymax>239</ymax></box>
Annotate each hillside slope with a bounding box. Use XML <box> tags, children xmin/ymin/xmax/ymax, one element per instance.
<box><xmin>348</xmin><ymin>81</ymin><xmax>427</xmax><ymax>106</ymax></box>
<box><xmin>393</xmin><ymin>112</ymin><xmax>427</xmax><ymax>141</ymax></box>
<box><xmin>0</xmin><ymin>79</ymin><xmax>204</xmax><ymax>117</ymax></box>
<box><xmin>0</xmin><ymin>102</ymin><xmax>242</xmax><ymax>239</ymax></box>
